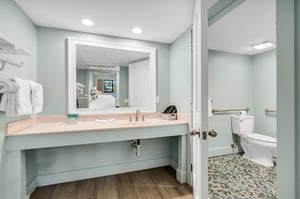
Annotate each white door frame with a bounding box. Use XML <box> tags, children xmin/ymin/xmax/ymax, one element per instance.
<box><xmin>191</xmin><ymin>0</ymin><xmax>209</xmax><ymax>198</ymax></box>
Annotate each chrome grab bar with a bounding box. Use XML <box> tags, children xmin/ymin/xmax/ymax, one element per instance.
<box><xmin>212</xmin><ymin>107</ymin><xmax>249</xmax><ymax>114</ymax></box>
<box><xmin>265</xmin><ymin>108</ymin><xmax>276</xmax><ymax>113</ymax></box>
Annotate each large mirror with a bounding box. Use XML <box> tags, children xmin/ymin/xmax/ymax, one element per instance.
<box><xmin>68</xmin><ymin>37</ymin><xmax>157</xmax><ymax>114</ymax></box>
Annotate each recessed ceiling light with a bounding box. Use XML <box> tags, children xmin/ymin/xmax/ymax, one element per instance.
<box><xmin>132</xmin><ymin>27</ymin><xmax>143</xmax><ymax>34</ymax></box>
<box><xmin>252</xmin><ymin>41</ymin><xmax>274</xmax><ymax>50</ymax></box>
<box><xmin>81</xmin><ymin>19</ymin><xmax>94</xmax><ymax>26</ymax></box>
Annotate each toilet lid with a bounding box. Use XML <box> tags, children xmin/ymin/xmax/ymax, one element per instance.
<box><xmin>247</xmin><ymin>133</ymin><xmax>277</xmax><ymax>143</ymax></box>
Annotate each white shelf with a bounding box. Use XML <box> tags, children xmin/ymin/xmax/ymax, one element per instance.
<box><xmin>0</xmin><ymin>37</ymin><xmax>30</xmax><ymax>56</ymax></box>
<box><xmin>0</xmin><ymin>35</ymin><xmax>30</xmax><ymax>71</ymax></box>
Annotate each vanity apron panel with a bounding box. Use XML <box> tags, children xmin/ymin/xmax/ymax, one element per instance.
<box><xmin>5</xmin><ymin>124</ymin><xmax>189</xmax><ymax>151</ymax></box>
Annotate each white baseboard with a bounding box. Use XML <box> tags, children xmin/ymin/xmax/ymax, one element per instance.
<box><xmin>176</xmin><ymin>169</ymin><xmax>187</xmax><ymax>183</ymax></box>
<box><xmin>208</xmin><ymin>146</ymin><xmax>234</xmax><ymax>157</ymax></box>
<box><xmin>169</xmin><ymin>157</ymin><xmax>178</xmax><ymax>171</ymax></box>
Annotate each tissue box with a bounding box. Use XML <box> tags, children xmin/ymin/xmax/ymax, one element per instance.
<box><xmin>161</xmin><ymin>113</ymin><xmax>177</xmax><ymax>120</ymax></box>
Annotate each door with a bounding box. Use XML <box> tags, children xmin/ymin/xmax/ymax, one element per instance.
<box><xmin>97</xmin><ymin>80</ymin><xmax>104</xmax><ymax>92</ymax></box>
<box><xmin>128</xmin><ymin>59</ymin><xmax>151</xmax><ymax>107</ymax></box>
<box><xmin>191</xmin><ymin>0</ymin><xmax>209</xmax><ymax>198</ymax></box>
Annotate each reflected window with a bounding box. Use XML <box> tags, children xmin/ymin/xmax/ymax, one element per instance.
<box><xmin>104</xmin><ymin>80</ymin><xmax>115</xmax><ymax>93</ymax></box>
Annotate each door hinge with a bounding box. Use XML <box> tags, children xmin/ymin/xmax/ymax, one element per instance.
<box><xmin>190</xmin><ymin>164</ymin><xmax>193</xmax><ymax>172</ymax></box>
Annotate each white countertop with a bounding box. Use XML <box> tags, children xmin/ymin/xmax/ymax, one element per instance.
<box><xmin>6</xmin><ymin>113</ymin><xmax>189</xmax><ymax>136</ymax></box>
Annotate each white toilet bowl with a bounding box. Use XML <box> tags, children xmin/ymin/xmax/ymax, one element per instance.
<box><xmin>240</xmin><ymin>133</ymin><xmax>276</xmax><ymax>167</ymax></box>
<box><xmin>231</xmin><ymin>115</ymin><xmax>277</xmax><ymax>167</ymax></box>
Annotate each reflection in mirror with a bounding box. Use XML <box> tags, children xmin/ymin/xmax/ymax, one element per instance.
<box><xmin>68</xmin><ymin>37</ymin><xmax>157</xmax><ymax>115</ymax></box>
<box><xmin>76</xmin><ymin>45</ymin><xmax>149</xmax><ymax>110</ymax></box>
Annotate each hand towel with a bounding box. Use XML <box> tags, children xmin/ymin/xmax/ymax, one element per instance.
<box><xmin>6</xmin><ymin>78</ymin><xmax>32</xmax><ymax>116</ymax></box>
<box><xmin>29</xmin><ymin>81</ymin><xmax>43</xmax><ymax>113</ymax></box>
<box><xmin>0</xmin><ymin>93</ymin><xmax>8</xmax><ymax>112</ymax></box>
<box><xmin>6</xmin><ymin>93</ymin><xmax>16</xmax><ymax>116</ymax></box>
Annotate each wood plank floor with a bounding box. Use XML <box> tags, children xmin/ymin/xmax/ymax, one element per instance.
<box><xmin>30</xmin><ymin>167</ymin><xmax>193</xmax><ymax>199</ymax></box>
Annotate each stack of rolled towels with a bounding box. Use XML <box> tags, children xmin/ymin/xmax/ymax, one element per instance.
<box><xmin>0</xmin><ymin>77</ymin><xmax>43</xmax><ymax>116</ymax></box>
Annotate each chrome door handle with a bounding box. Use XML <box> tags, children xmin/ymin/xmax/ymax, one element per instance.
<box><xmin>208</xmin><ymin>129</ymin><xmax>217</xmax><ymax>137</ymax></box>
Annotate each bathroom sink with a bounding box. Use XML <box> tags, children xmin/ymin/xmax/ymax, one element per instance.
<box><xmin>124</xmin><ymin>121</ymin><xmax>150</xmax><ymax>126</ymax></box>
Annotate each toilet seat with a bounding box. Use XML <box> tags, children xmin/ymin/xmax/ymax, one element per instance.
<box><xmin>247</xmin><ymin>133</ymin><xmax>276</xmax><ymax>143</ymax></box>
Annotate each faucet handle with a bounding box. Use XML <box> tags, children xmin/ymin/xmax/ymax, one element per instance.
<box><xmin>129</xmin><ymin>115</ymin><xmax>132</xmax><ymax>122</ymax></box>
<box><xmin>135</xmin><ymin>109</ymin><xmax>140</xmax><ymax>122</ymax></box>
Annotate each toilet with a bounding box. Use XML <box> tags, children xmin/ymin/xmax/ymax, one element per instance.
<box><xmin>231</xmin><ymin>115</ymin><xmax>277</xmax><ymax>167</ymax></box>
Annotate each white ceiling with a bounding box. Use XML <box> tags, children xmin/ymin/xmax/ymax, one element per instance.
<box><xmin>15</xmin><ymin>0</ymin><xmax>195</xmax><ymax>44</ymax></box>
<box><xmin>15</xmin><ymin>0</ymin><xmax>275</xmax><ymax>54</ymax></box>
<box><xmin>76</xmin><ymin>45</ymin><xmax>149</xmax><ymax>69</ymax></box>
<box><xmin>208</xmin><ymin>0</ymin><xmax>276</xmax><ymax>55</ymax></box>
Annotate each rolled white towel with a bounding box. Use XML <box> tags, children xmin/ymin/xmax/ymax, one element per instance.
<box><xmin>76</xmin><ymin>82</ymin><xmax>85</xmax><ymax>88</ymax></box>
<box><xmin>29</xmin><ymin>81</ymin><xmax>43</xmax><ymax>113</ymax></box>
<box><xmin>0</xmin><ymin>79</ymin><xmax>19</xmax><ymax>93</ymax></box>
<box><xmin>6</xmin><ymin>93</ymin><xmax>17</xmax><ymax>116</ymax></box>
<box><xmin>0</xmin><ymin>93</ymin><xmax>8</xmax><ymax>112</ymax></box>
<box><xmin>5</xmin><ymin>78</ymin><xmax>32</xmax><ymax>116</ymax></box>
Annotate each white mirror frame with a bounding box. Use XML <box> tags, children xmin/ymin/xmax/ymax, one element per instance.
<box><xmin>68</xmin><ymin>37</ymin><xmax>157</xmax><ymax>115</ymax></box>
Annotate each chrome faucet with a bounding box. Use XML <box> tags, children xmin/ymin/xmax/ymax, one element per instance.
<box><xmin>135</xmin><ymin>109</ymin><xmax>140</xmax><ymax>121</ymax></box>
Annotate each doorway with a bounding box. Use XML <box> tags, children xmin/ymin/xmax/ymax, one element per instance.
<box><xmin>206</xmin><ymin>0</ymin><xmax>277</xmax><ymax>197</ymax></box>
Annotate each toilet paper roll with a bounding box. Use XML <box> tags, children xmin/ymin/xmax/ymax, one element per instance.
<box><xmin>237</xmin><ymin>110</ymin><xmax>247</xmax><ymax>116</ymax></box>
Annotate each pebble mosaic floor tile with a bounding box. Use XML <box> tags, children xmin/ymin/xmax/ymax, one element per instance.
<box><xmin>208</xmin><ymin>154</ymin><xmax>276</xmax><ymax>199</ymax></box>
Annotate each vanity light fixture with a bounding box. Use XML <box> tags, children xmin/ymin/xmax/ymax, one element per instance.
<box><xmin>81</xmin><ymin>19</ymin><xmax>94</xmax><ymax>26</ymax></box>
<box><xmin>132</xmin><ymin>27</ymin><xmax>143</xmax><ymax>34</ymax></box>
<box><xmin>252</xmin><ymin>41</ymin><xmax>274</xmax><ymax>50</ymax></box>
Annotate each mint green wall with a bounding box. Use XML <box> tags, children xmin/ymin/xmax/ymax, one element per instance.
<box><xmin>296</xmin><ymin>1</ymin><xmax>300</xmax><ymax>197</ymax></box>
<box><xmin>119</xmin><ymin>67</ymin><xmax>129</xmax><ymax>107</ymax></box>
<box><xmin>170</xmin><ymin>28</ymin><xmax>192</xmax><ymax>113</ymax></box>
<box><xmin>252</xmin><ymin>50</ymin><xmax>276</xmax><ymax>137</ymax></box>
<box><xmin>169</xmin><ymin>29</ymin><xmax>191</xmax><ymax>164</ymax></box>
<box><xmin>0</xmin><ymin>0</ymin><xmax>37</xmax><ymax>197</ymax></box>
<box><xmin>208</xmin><ymin>50</ymin><xmax>276</xmax><ymax>156</ymax></box>
<box><xmin>170</xmin><ymin>29</ymin><xmax>277</xmax><ymax>158</ymax></box>
<box><xmin>277</xmin><ymin>0</ymin><xmax>297</xmax><ymax>198</ymax></box>
<box><xmin>208</xmin><ymin>50</ymin><xmax>254</xmax><ymax>156</ymax></box>
<box><xmin>37</xmin><ymin>27</ymin><xmax>170</xmax><ymax>114</ymax></box>
<box><xmin>34</xmin><ymin>27</ymin><xmax>175</xmax><ymax>192</ymax></box>
<box><xmin>169</xmin><ymin>31</ymin><xmax>275</xmax><ymax>159</ymax></box>
<box><xmin>0</xmin><ymin>1</ymin><xmax>37</xmax><ymax>81</ymax></box>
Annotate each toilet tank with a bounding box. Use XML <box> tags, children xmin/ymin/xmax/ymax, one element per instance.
<box><xmin>231</xmin><ymin>115</ymin><xmax>254</xmax><ymax>135</ymax></box>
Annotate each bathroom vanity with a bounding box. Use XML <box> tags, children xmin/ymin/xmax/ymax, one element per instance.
<box><xmin>4</xmin><ymin>113</ymin><xmax>189</xmax><ymax>199</ymax></box>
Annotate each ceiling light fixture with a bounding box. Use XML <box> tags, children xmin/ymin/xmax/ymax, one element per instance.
<box><xmin>81</xmin><ymin>19</ymin><xmax>94</xmax><ymax>26</ymax></box>
<box><xmin>252</xmin><ymin>41</ymin><xmax>274</xmax><ymax>50</ymax></box>
<box><xmin>132</xmin><ymin>27</ymin><xmax>143</xmax><ymax>34</ymax></box>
